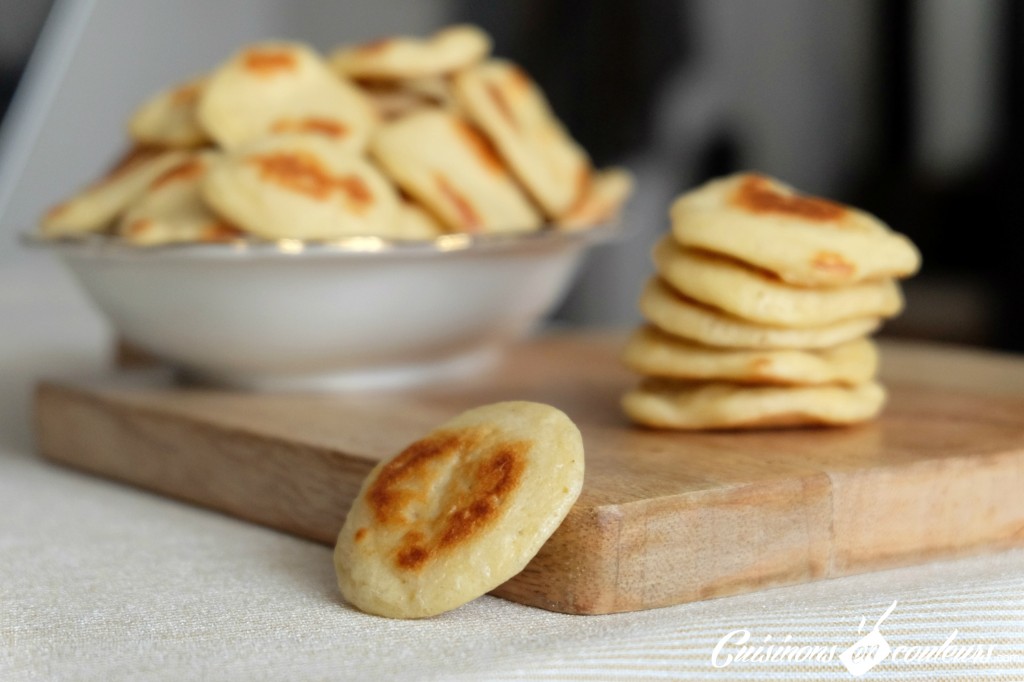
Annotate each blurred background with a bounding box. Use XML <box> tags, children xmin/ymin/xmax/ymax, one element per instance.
<box><xmin>0</xmin><ymin>0</ymin><xmax>1020</xmax><ymax>351</ymax></box>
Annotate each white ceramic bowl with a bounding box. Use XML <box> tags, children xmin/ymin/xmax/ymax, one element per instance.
<box><xmin>31</xmin><ymin>226</ymin><xmax>620</xmax><ymax>390</ymax></box>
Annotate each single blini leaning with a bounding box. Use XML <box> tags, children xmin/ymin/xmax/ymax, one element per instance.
<box><xmin>334</xmin><ymin>401</ymin><xmax>585</xmax><ymax>619</ymax></box>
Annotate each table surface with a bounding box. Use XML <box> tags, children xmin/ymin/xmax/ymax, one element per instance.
<box><xmin>2</xmin><ymin>255</ymin><xmax>1023</xmax><ymax>681</ymax></box>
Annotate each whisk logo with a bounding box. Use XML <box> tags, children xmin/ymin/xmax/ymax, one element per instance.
<box><xmin>710</xmin><ymin>599</ymin><xmax>996</xmax><ymax>676</ymax></box>
<box><xmin>838</xmin><ymin>600</ymin><xmax>898</xmax><ymax>676</ymax></box>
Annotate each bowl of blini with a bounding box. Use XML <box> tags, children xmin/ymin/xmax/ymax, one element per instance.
<box><xmin>31</xmin><ymin>30</ymin><xmax>632</xmax><ymax>390</ymax></box>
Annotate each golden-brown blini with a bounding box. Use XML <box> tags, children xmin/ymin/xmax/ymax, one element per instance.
<box><xmin>118</xmin><ymin>151</ymin><xmax>244</xmax><ymax>245</ymax></box>
<box><xmin>393</xmin><ymin>201</ymin><xmax>445</xmax><ymax>239</ymax></box>
<box><xmin>129</xmin><ymin>77</ymin><xmax>210</xmax><ymax>148</ymax></box>
<box><xmin>671</xmin><ymin>173</ymin><xmax>920</xmax><ymax>286</ymax></box>
<box><xmin>201</xmin><ymin>134</ymin><xmax>400</xmax><ymax>240</ymax></box>
<box><xmin>622</xmin><ymin>378</ymin><xmax>886</xmax><ymax>430</ymax></box>
<box><xmin>198</xmin><ymin>41</ymin><xmax>375</xmax><ymax>152</ymax></box>
<box><xmin>41</xmin><ymin>148</ymin><xmax>190</xmax><ymax>237</ymax></box>
<box><xmin>330</xmin><ymin>25</ymin><xmax>491</xmax><ymax>80</ymax></box>
<box><xmin>370</xmin><ymin>110</ymin><xmax>541</xmax><ymax>233</ymax></box>
<box><xmin>453</xmin><ymin>59</ymin><xmax>591</xmax><ymax>218</ymax></box>
<box><xmin>639</xmin><ymin>278</ymin><xmax>882</xmax><ymax>350</ymax></box>
<box><xmin>335</xmin><ymin>401</ymin><xmax>584</xmax><ymax>619</ymax></box>
<box><xmin>356</xmin><ymin>76</ymin><xmax>456</xmax><ymax>121</ymax></box>
<box><xmin>652</xmin><ymin>237</ymin><xmax>904</xmax><ymax>328</ymax></box>
<box><xmin>623</xmin><ymin>325</ymin><xmax>878</xmax><ymax>386</ymax></box>
<box><xmin>556</xmin><ymin>167</ymin><xmax>634</xmax><ymax>230</ymax></box>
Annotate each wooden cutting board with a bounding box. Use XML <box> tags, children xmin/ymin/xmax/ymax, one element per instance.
<box><xmin>34</xmin><ymin>333</ymin><xmax>1024</xmax><ymax>615</ymax></box>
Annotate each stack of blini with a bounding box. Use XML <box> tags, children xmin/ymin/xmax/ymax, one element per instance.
<box><xmin>621</xmin><ymin>173</ymin><xmax>921</xmax><ymax>430</ymax></box>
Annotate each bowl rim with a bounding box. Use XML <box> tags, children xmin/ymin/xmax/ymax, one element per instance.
<box><xmin>21</xmin><ymin>222</ymin><xmax>625</xmax><ymax>260</ymax></box>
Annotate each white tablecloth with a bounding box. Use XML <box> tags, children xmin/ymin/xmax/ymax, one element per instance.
<box><xmin>2</xmin><ymin>255</ymin><xmax>1023</xmax><ymax>681</ymax></box>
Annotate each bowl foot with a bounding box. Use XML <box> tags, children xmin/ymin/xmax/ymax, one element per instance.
<box><xmin>179</xmin><ymin>347</ymin><xmax>500</xmax><ymax>392</ymax></box>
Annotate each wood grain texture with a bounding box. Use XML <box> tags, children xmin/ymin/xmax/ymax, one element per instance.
<box><xmin>34</xmin><ymin>333</ymin><xmax>1024</xmax><ymax>614</ymax></box>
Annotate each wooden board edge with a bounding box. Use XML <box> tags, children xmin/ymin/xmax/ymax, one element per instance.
<box><xmin>34</xmin><ymin>381</ymin><xmax>374</xmax><ymax>544</ymax></box>
<box><xmin>493</xmin><ymin>504</ymin><xmax>626</xmax><ymax>614</ymax></box>
<box><xmin>828</xmin><ymin>447</ymin><xmax>1024</xmax><ymax>575</ymax></box>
